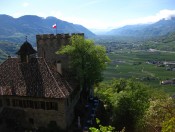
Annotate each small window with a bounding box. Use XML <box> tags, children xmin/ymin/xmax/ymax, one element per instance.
<box><xmin>6</xmin><ymin>99</ymin><xmax>10</xmax><ymax>106</ymax></box>
<box><xmin>37</xmin><ymin>101</ymin><xmax>41</xmax><ymax>109</ymax></box>
<box><xmin>23</xmin><ymin>100</ymin><xmax>27</xmax><ymax>108</ymax></box>
<box><xmin>26</xmin><ymin>100</ymin><xmax>30</xmax><ymax>108</ymax></box>
<box><xmin>29</xmin><ymin>100</ymin><xmax>34</xmax><ymax>108</ymax></box>
<box><xmin>19</xmin><ymin>100</ymin><xmax>23</xmax><ymax>107</ymax></box>
<box><xmin>41</xmin><ymin>101</ymin><xmax>45</xmax><ymax>110</ymax></box>
<box><xmin>12</xmin><ymin>99</ymin><xmax>16</xmax><ymax>107</ymax></box>
<box><xmin>46</xmin><ymin>102</ymin><xmax>51</xmax><ymax>110</ymax></box>
<box><xmin>34</xmin><ymin>101</ymin><xmax>38</xmax><ymax>109</ymax></box>
<box><xmin>15</xmin><ymin>99</ymin><xmax>19</xmax><ymax>107</ymax></box>
<box><xmin>52</xmin><ymin>102</ymin><xmax>58</xmax><ymax>111</ymax></box>
<box><xmin>45</xmin><ymin>102</ymin><xmax>58</xmax><ymax>110</ymax></box>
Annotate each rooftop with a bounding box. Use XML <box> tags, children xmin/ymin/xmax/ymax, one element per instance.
<box><xmin>0</xmin><ymin>57</ymin><xmax>76</xmax><ymax>98</ymax></box>
<box><xmin>16</xmin><ymin>41</ymin><xmax>37</xmax><ymax>55</ymax></box>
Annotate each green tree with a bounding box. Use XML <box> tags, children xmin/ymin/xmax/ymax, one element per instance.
<box><xmin>143</xmin><ymin>93</ymin><xmax>175</xmax><ymax>132</ymax></box>
<box><xmin>95</xmin><ymin>79</ymin><xmax>151</xmax><ymax>131</ymax></box>
<box><xmin>89</xmin><ymin>118</ymin><xmax>117</xmax><ymax>132</ymax></box>
<box><xmin>56</xmin><ymin>35</ymin><xmax>110</xmax><ymax>95</ymax></box>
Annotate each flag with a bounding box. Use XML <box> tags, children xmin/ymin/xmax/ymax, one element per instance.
<box><xmin>52</xmin><ymin>24</ymin><xmax>57</xmax><ymax>28</ymax></box>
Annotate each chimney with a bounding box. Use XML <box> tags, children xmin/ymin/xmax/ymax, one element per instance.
<box><xmin>56</xmin><ymin>62</ymin><xmax>62</xmax><ymax>75</ymax></box>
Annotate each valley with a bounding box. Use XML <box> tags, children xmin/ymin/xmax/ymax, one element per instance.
<box><xmin>104</xmin><ymin>50</ymin><xmax>175</xmax><ymax>95</ymax></box>
<box><xmin>94</xmin><ymin>32</ymin><xmax>175</xmax><ymax>95</ymax></box>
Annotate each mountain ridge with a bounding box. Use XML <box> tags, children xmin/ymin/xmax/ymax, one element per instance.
<box><xmin>0</xmin><ymin>14</ymin><xmax>96</xmax><ymax>45</ymax></box>
<box><xmin>107</xmin><ymin>17</ymin><xmax>175</xmax><ymax>38</ymax></box>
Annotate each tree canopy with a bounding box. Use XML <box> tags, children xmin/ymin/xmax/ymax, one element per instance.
<box><xmin>94</xmin><ymin>78</ymin><xmax>175</xmax><ymax>132</ymax></box>
<box><xmin>56</xmin><ymin>35</ymin><xmax>110</xmax><ymax>90</ymax></box>
<box><xmin>95</xmin><ymin>79</ymin><xmax>151</xmax><ymax>131</ymax></box>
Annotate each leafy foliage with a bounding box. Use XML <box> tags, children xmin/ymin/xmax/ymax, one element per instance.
<box><xmin>95</xmin><ymin>79</ymin><xmax>175</xmax><ymax>131</ymax></box>
<box><xmin>143</xmin><ymin>93</ymin><xmax>175</xmax><ymax>132</ymax></box>
<box><xmin>162</xmin><ymin>117</ymin><xmax>175</xmax><ymax>132</ymax></box>
<box><xmin>89</xmin><ymin>118</ymin><xmax>117</xmax><ymax>132</ymax></box>
<box><xmin>57</xmin><ymin>35</ymin><xmax>110</xmax><ymax>88</ymax></box>
<box><xmin>95</xmin><ymin>79</ymin><xmax>151</xmax><ymax>131</ymax></box>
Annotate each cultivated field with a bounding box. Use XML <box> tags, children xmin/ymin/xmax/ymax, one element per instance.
<box><xmin>103</xmin><ymin>49</ymin><xmax>175</xmax><ymax>95</ymax></box>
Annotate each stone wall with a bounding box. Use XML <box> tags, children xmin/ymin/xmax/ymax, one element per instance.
<box><xmin>0</xmin><ymin>96</ymin><xmax>68</xmax><ymax>130</ymax></box>
<box><xmin>65</xmin><ymin>87</ymin><xmax>82</xmax><ymax>127</ymax></box>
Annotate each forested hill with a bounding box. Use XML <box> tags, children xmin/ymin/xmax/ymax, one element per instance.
<box><xmin>107</xmin><ymin>17</ymin><xmax>175</xmax><ymax>38</ymax></box>
<box><xmin>0</xmin><ymin>14</ymin><xmax>96</xmax><ymax>63</ymax></box>
<box><xmin>0</xmin><ymin>14</ymin><xmax>95</xmax><ymax>45</ymax></box>
<box><xmin>0</xmin><ymin>41</ymin><xmax>20</xmax><ymax>63</ymax></box>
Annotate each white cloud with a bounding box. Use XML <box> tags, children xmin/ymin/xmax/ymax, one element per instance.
<box><xmin>59</xmin><ymin>16</ymin><xmax>109</xmax><ymax>29</ymax></box>
<box><xmin>113</xmin><ymin>9</ymin><xmax>175</xmax><ymax>28</ymax></box>
<box><xmin>61</xmin><ymin>9</ymin><xmax>175</xmax><ymax>29</ymax></box>
<box><xmin>134</xmin><ymin>9</ymin><xmax>175</xmax><ymax>23</ymax></box>
<box><xmin>22</xmin><ymin>2</ymin><xmax>29</xmax><ymax>7</ymax></box>
<box><xmin>38</xmin><ymin>10</ymin><xmax>107</xmax><ymax>29</ymax></box>
<box><xmin>158</xmin><ymin>9</ymin><xmax>175</xmax><ymax>20</ymax></box>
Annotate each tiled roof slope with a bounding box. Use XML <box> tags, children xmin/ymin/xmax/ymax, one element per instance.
<box><xmin>0</xmin><ymin>58</ymin><xmax>74</xmax><ymax>98</ymax></box>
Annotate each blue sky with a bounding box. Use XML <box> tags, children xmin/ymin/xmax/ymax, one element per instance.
<box><xmin>1</xmin><ymin>0</ymin><xmax>175</xmax><ymax>29</ymax></box>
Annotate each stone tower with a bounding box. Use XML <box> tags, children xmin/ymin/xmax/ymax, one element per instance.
<box><xmin>36</xmin><ymin>33</ymin><xmax>84</xmax><ymax>71</ymax></box>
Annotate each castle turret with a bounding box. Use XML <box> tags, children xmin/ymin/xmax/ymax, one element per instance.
<box><xmin>16</xmin><ymin>40</ymin><xmax>37</xmax><ymax>63</ymax></box>
<box><xmin>36</xmin><ymin>33</ymin><xmax>84</xmax><ymax>71</ymax></box>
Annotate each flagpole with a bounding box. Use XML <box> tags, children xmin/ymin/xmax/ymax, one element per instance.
<box><xmin>56</xmin><ymin>22</ymin><xmax>57</xmax><ymax>35</ymax></box>
<box><xmin>52</xmin><ymin>23</ymin><xmax>57</xmax><ymax>35</ymax></box>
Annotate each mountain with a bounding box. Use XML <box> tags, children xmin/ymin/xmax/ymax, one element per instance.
<box><xmin>107</xmin><ymin>17</ymin><xmax>175</xmax><ymax>38</ymax></box>
<box><xmin>0</xmin><ymin>15</ymin><xmax>96</xmax><ymax>45</ymax></box>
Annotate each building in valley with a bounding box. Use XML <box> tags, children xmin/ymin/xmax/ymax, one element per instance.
<box><xmin>0</xmin><ymin>33</ymin><xmax>84</xmax><ymax>131</ymax></box>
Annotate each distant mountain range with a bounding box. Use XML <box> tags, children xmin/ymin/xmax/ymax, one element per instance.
<box><xmin>1</xmin><ymin>14</ymin><xmax>175</xmax><ymax>44</ymax></box>
<box><xmin>107</xmin><ymin>17</ymin><xmax>175</xmax><ymax>38</ymax></box>
<box><xmin>1</xmin><ymin>14</ymin><xmax>175</xmax><ymax>63</ymax></box>
<box><xmin>0</xmin><ymin>14</ymin><xmax>95</xmax><ymax>45</ymax></box>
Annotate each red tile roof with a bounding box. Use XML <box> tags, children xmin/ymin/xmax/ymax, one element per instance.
<box><xmin>0</xmin><ymin>58</ymin><xmax>75</xmax><ymax>98</ymax></box>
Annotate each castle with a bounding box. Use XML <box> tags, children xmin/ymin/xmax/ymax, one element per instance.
<box><xmin>0</xmin><ymin>33</ymin><xmax>84</xmax><ymax>131</ymax></box>
<box><xmin>37</xmin><ymin>33</ymin><xmax>84</xmax><ymax>66</ymax></box>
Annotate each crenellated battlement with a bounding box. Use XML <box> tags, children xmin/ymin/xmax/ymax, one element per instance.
<box><xmin>36</xmin><ymin>33</ymin><xmax>84</xmax><ymax>40</ymax></box>
<box><xmin>36</xmin><ymin>33</ymin><xmax>84</xmax><ymax>67</ymax></box>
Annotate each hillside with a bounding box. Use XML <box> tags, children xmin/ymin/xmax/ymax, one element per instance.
<box><xmin>107</xmin><ymin>17</ymin><xmax>175</xmax><ymax>38</ymax></box>
<box><xmin>0</xmin><ymin>15</ymin><xmax>95</xmax><ymax>45</ymax></box>
<box><xmin>0</xmin><ymin>41</ymin><xmax>20</xmax><ymax>63</ymax></box>
<box><xmin>139</xmin><ymin>32</ymin><xmax>175</xmax><ymax>51</ymax></box>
